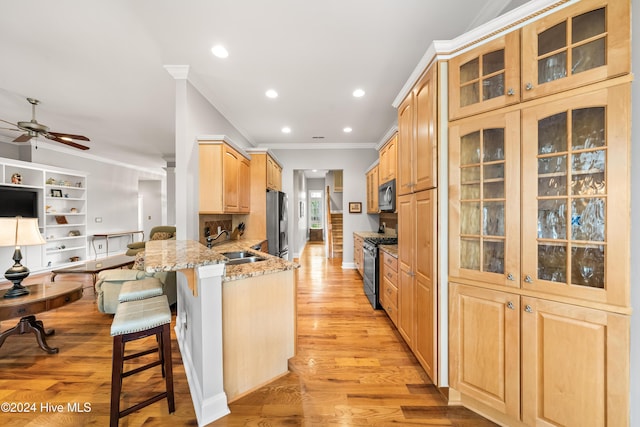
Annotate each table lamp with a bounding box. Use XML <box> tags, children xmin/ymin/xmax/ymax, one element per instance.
<box><xmin>0</xmin><ymin>217</ymin><xmax>46</xmax><ymax>298</ymax></box>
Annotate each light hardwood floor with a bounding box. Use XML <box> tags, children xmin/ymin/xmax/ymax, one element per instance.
<box><xmin>0</xmin><ymin>243</ymin><xmax>494</xmax><ymax>426</ymax></box>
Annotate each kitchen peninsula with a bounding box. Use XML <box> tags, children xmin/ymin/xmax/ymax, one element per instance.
<box><xmin>144</xmin><ymin>239</ymin><xmax>298</xmax><ymax>426</ymax></box>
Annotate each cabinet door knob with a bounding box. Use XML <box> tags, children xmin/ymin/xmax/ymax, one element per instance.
<box><xmin>524</xmin><ymin>275</ymin><xmax>533</xmax><ymax>283</ymax></box>
<box><xmin>507</xmin><ymin>88</ymin><xmax>515</xmax><ymax>96</ymax></box>
<box><xmin>506</xmin><ymin>301</ymin><xmax>514</xmax><ymax>310</ymax></box>
<box><xmin>507</xmin><ymin>273</ymin><xmax>515</xmax><ymax>281</ymax></box>
<box><xmin>525</xmin><ymin>82</ymin><xmax>534</xmax><ymax>91</ymax></box>
<box><xmin>525</xmin><ymin>305</ymin><xmax>533</xmax><ymax>313</ymax></box>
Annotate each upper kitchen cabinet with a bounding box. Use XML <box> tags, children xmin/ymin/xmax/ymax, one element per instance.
<box><xmin>266</xmin><ymin>154</ymin><xmax>282</xmax><ymax>191</ymax></box>
<box><xmin>378</xmin><ymin>133</ymin><xmax>397</xmax><ymax>184</ymax></box>
<box><xmin>520</xmin><ymin>84</ymin><xmax>630</xmax><ymax>308</ymax></box>
<box><xmin>521</xmin><ymin>0</ymin><xmax>630</xmax><ymax>101</ymax></box>
<box><xmin>199</xmin><ymin>140</ymin><xmax>251</xmax><ymax>214</ymax></box>
<box><xmin>449</xmin><ymin>110</ymin><xmax>521</xmax><ymax>289</ymax></box>
<box><xmin>397</xmin><ymin>63</ymin><xmax>438</xmax><ymax>196</ymax></box>
<box><xmin>366</xmin><ymin>163</ymin><xmax>379</xmax><ymax>214</ymax></box>
<box><xmin>449</xmin><ymin>31</ymin><xmax>520</xmax><ymax>120</ymax></box>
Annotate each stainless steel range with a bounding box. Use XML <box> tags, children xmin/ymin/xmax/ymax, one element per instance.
<box><xmin>362</xmin><ymin>236</ymin><xmax>398</xmax><ymax>309</ymax></box>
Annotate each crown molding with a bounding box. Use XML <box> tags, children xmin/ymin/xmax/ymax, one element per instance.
<box><xmin>196</xmin><ymin>135</ymin><xmax>251</xmax><ymax>160</ymax></box>
<box><xmin>375</xmin><ymin>125</ymin><xmax>398</xmax><ymax>151</ymax></box>
<box><xmin>260</xmin><ymin>142</ymin><xmax>377</xmax><ymax>150</ymax></box>
<box><xmin>392</xmin><ymin>0</ymin><xmax>576</xmax><ymax>108</ymax></box>
<box><xmin>164</xmin><ymin>65</ymin><xmax>190</xmax><ymax>80</ymax></box>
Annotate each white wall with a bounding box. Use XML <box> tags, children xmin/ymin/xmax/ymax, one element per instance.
<box><xmin>138</xmin><ymin>179</ymin><xmax>164</xmax><ymax>238</ymax></box>
<box><xmin>273</xmin><ymin>148</ymin><xmax>378</xmax><ymax>267</ymax></box>
<box><xmin>291</xmin><ymin>170</ymin><xmax>308</xmax><ymax>258</ymax></box>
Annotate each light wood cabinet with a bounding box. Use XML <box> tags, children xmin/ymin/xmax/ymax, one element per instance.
<box><xmin>333</xmin><ymin>170</ymin><xmax>343</xmax><ymax>193</ymax></box>
<box><xmin>199</xmin><ymin>141</ymin><xmax>251</xmax><ymax>214</ymax></box>
<box><xmin>521</xmin><ymin>0</ymin><xmax>630</xmax><ymax>101</ymax></box>
<box><xmin>379</xmin><ymin>249</ymin><xmax>398</xmax><ymax>326</ymax></box>
<box><xmin>449</xmin><ymin>283</ymin><xmax>520</xmax><ymax>418</ymax></box>
<box><xmin>521</xmin><ymin>296</ymin><xmax>629</xmax><ymax>427</ymax></box>
<box><xmin>397</xmin><ymin>64</ymin><xmax>437</xmax><ymax>196</ymax></box>
<box><xmin>266</xmin><ymin>154</ymin><xmax>282</xmax><ymax>191</ymax></box>
<box><xmin>449</xmin><ymin>31</ymin><xmax>520</xmax><ymax>121</ymax></box>
<box><xmin>378</xmin><ymin>133</ymin><xmax>397</xmax><ymax>184</ymax></box>
<box><xmin>398</xmin><ymin>189</ymin><xmax>437</xmax><ymax>382</ymax></box>
<box><xmin>353</xmin><ymin>234</ymin><xmax>363</xmax><ymax>276</ymax></box>
<box><xmin>366</xmin><ymin>165</ymin><xmax>378</xmax><ymax>213</ymax></box>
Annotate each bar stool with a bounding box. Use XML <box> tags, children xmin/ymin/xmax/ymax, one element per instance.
<box><xmin>110</xmin><ymin>294</ymin><xmax>175</xmax><ymax>427</ymax></box>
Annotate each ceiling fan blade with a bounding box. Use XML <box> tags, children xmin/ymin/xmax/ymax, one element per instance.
<box><xmin>0</xmin><ymin>127</ymin><xmax>22</xmax><ymax>132</ymax></box>
<box><xmin>48</xmin><ymin>131</ymin><xmax>90</xmax><ymax>141</ymax></box>
<box><xmin>0</xmin><ymin>118</ymin><xmax>19</xmax><ymax>127</ymax></box>
<box><xmin>45</xmin><ymin>133</ymin><xmax>90</xmax><ymax>150</ymax></box>
<box><xmin>14</xmin><ymin>133</ymin><xmax>33</xmax><ymax>143</ymax></box>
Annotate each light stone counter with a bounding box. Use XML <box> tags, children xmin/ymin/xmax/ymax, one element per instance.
<box><xmin>212</xmin><ymin>239</ymin><xmax>299</xmax><ymax>282</ymax></box>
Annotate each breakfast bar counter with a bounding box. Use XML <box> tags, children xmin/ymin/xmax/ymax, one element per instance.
<box><xmin>144</xmin><ymin>239</ymin><xmax>297</xmax><ymax>426</ymax></box>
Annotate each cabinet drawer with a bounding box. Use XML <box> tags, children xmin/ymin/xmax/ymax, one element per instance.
<box><xmin>47</xmin><ymin>289</ymin><xmax>83</xmax><ymax>310</ymax></box>
<box><xmin>0</xmin><ymin>301</ymin><xmax>47</xmax><ymax>320</ymax></box>
<box><xmin>381</xmin><ymin>252</ymin><xmax>398</xmax><ymax>271</ymax></box>
<box><xmin>382</xmin><ymin>266</ymin><xmax>397</xmax><ymax>285</ymax></box>
<box><xmin>383</xmin><ymin>277</ymin><xmax>398</xmax><ymax>307</ymax></box>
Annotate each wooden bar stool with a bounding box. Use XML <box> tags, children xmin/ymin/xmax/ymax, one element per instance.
<box><xmin>109</xmin><ymin>294</ymin><xmax>174</xmax><ymax>427</ymax></box>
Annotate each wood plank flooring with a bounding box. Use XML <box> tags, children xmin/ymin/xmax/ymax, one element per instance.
<box><xmin>0</xmin><ymin>243</ymin><xmax>494</xmax><ymax>426</ymax></box>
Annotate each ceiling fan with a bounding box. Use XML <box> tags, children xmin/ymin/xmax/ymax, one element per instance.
<box><xmin>0</xmin><ymin>97</ymin><xmax>90</xmax><ymax>150</ymax></box>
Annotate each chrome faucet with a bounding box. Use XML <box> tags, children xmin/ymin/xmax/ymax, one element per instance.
<box><xmin>206</xmin><ymin>229</ymin><xmax>230</xmax><ymax>248</ymax></box>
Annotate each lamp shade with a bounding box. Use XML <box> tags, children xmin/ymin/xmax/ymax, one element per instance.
<box><xmin>0</xmin><ymin>217</ymin><xmax>46</xmax><ymax>247</ymax></box>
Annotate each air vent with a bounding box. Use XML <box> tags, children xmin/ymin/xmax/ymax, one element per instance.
<box><xmin>312</xmin><ymin>136</ymin><xmax>325</xmax><ymax>139</ymax></box>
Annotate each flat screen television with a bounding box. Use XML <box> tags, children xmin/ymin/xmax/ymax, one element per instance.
<box><xmin>0</xmin><ymin>186</ymin><xmax>39</xmax><ymax>218</ymax></box>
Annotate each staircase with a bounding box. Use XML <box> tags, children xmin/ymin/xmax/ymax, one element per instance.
<box><xmin>330</xmin><ymin>213</ymin><xmax>343</xmax><ymax>259</ymax></box>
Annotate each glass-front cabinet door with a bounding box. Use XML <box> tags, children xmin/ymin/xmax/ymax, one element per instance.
<box><xmin>521</xmin><ymin>0</ymin><xmax>630</xmax><ymax>101</ymax></box>
<box><xmin>521</xmin><ymin>85</ymin><xmax>630</xmax><ymax>307</ymax></box>
<box><xmin>449</xmin><ymin>32</ymin><xmax>520</xmax><ymax>120</ymax></box>
<box><xmin>449</xmin><ymin>111</ymin><xmax>521</xmax><ymax>287</ymax></box>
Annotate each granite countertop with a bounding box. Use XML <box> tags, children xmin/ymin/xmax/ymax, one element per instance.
<box><xmin>353</xmin><ymin>231</ymin><xmax>398</xmax><ymax>239</ymax></box>
<box><xmin>145</xmin><ymin>239</ymin><xmax>299</xmax><ymax>283</ymax></box>
<box><xmin>379</xmin><ymin>244</ymin><xmax>398</xmax><ymax>258</ymax></box>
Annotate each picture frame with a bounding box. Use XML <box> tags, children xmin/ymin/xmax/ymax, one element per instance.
<box><xmin>51</xmin><ymin>189</ymin><xmax>63</xmax><ymax>197</ymax></box>
<box><xmin>349</xmin><ymin>202</ymin><xmax>362</xmax><ymax>214</ymax></box>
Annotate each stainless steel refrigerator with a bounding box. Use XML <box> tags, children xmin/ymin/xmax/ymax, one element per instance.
<box><xmin>266</xmin><ymin>189</ymin><xmax>288</xmax><ymax>258</ymax></box>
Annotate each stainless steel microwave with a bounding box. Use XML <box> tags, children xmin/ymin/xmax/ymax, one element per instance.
<box><xmin>378</xmin><ymin>179</ymin><xmax>396</xmax><ymax>212</ymax></box>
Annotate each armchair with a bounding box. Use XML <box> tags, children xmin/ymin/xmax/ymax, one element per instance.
<box><xmin>126</xmin><ymin>225</ymin><xmax>176</xmax><ymax>256</ymax></box>
<box><xmin>94</xmin><ymin>251</ymin><xmax>177</xmax><ymax>314</ymax></box>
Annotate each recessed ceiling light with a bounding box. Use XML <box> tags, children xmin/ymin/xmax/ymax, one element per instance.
<box><xmin>265</xmin><ymin>89</ymin><xmax>278</xmax><ymax>98</ymax></box>
<box><xmin>352</xmin><ymin>88</ymin><xmax>365</xmax><ymax>98</ymax></box>
<box><xmin>281</xmin><ymin>126</ymin><xmax>291</xmax><ymax>134</ymax></box>
<box><xmin>211</xmin><ymin>45</ymin><xmax>229</xmax><ymax>58</ymax></box>
<box><xmin>343</xmin><ymin>127</ymin><xmax>353</xmax><ymax>133</ymax></box>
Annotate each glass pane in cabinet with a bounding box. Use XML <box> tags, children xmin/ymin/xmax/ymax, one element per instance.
<box><xmin>571</xmin><ymin>159</ymin><xmax>606</xmax><ymax>196</ymax></box>
<box><xmin>461</xmin><ymin>202</ymin><xmax>481</xmax><ymax>235</ymax></box>
<box><xmin>572</xmin><ymin>39</ymin><xmax>606</xmax><ymax>74</ymax></box>
<box><xmin>571</xmin><ymin>198</ymin><xmax>605</xmax><ymax>242</ymax></box>
<box><xmin>538</xmin><ymin>52</ymin><xmax>567</xmax><ymax>84</ymax></box>
<box><xmin>461</xmin><ymin>166</ymin><xmax>480</xmax><ymax>184</ymax></box>
<box><xmin>460</xmin><ymin>83</ymin><xmax>479</xmax><ymax>107</ymax></box>
<box><xmin>538</xmin><ymin>21</ymin><xmax>567</xmax><ymax>56</ymax></box>
<box><xmin>484</xmin><ymin>181</ymin><xmax>504</xmax><ymax>199</ymax></box>
<box><xmin>572</xmin><ymin>8</ymin><xmax>605</xmax><ymax>43</ymax></box>
<box><xmin>538</xmin><ymin>154</ymin><xmax>567</xmax><ymax>175</ymax></box>
<box><xmin>572</xmin><ymin>107</ymin><xmax>605</xmax><ymax>150</ymax></box>
<box><xmin>461</xmin><ymin>238</ymin><xmax>480</xmax><ymax>270</ymax></box>
<box><xmin>482</xmin><ymin>50</ymin><xmax>504</xmax><ymax>75</ymax></box>
<box><xmin>483</xmin><ymin>74</ymin><xmax>504</xmax><ymax>100</ymax></box>
<box><xmin>483</xmin><ymin>240</ymin><xmax>504</xmax><ymax>274</ymax></box>
<box><xmin>571</xmin><ymin>245</ymin><xmax>604</xmax><ymax>288</ymax></box>
<box><xmin>538</xmin><ymin>198</ymin><xmax>567</xmax><ymax>240</ymax></box>
<box><xmin>461</xmin><ymin>132</ymin><xmax>480</xmax><ymax>164</ymax></box>
<box><xmin>538</xmin><ymin>175</ymin><xmax>568</xmax><ymax>197</ymax></box>
<box><xmin>460</xmin><ymin>58</ymin><xmax>479</xmax><ymax>83</ymax></box>
<box><xmin>461</xmin><ymin>183</ymin><xmax>480</xmax><ymax>199</ymax></box>
<box><xmin>538</xmin><ymin>244</ymin><xmax>567</xmax><ymax>282</ymax></box>
<box><xmin>484</xmin><ymin>163</ymin><xmax>504</xmax><ymax>180</ymax></box>
<box><xmin>483</xmin><ymin>202</ymin><xmax>504</xmax><ymax>236</ymax></box>
<box><xmin>483</xmin><ymin>128</ymin><xmax>504</xmax><ymax>161</ymax></box>
<box><xmin>539</xmin><ymin>112</ymin><xmax>567</xmax><ymax>154</ymax></box>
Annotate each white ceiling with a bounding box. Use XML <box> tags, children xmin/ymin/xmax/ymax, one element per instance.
<box><xmin>0</xmin><ymin>0</ymin><xmax>529</xmax><ymax>169</ymax></box>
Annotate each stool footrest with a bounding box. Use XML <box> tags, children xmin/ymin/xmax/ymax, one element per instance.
<box><xmin>122</xmin><ymin>359</ymin><xmax>163</xmax><ymax>378</ymax></box>
<box><xmin>124</xmin><ymin>347</ymin><xmax>158</xmax><ymax>361</ymax></box>
<box><xmin>119</xmin><ymin>392</ymin><xmax>168</xmax><ymax>418</ymax></box>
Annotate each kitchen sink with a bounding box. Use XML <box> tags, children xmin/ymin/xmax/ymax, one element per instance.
<box><xmin>221</xmin><ymin>251</ymin><xmax>253</xmax><ymax>259</ymax></box>
<box><xmin>225</xmin><ymin>256</ymin><xmax>266</xmax><ymax>265</ymax></box>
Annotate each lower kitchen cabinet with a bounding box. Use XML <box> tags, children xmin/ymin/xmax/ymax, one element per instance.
<box><xmin>450</xmin><ymin>282</ymin><xmax>630</xmax><ymax>426</ymax></box>
<box><xmin>380</xmin><ymin>249</ymin><xmax>398</xmax><ymax>326</ymax></box>
<box><xmin>354</xmin><ymin>234</ymin><xmax>364</xmax><ymax>276</ymax></box>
